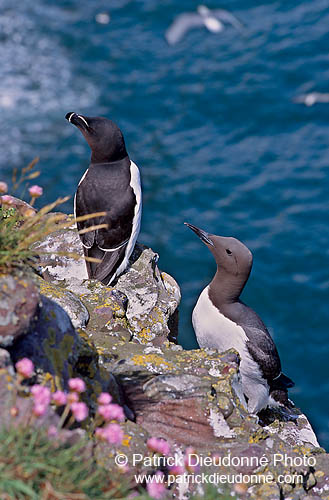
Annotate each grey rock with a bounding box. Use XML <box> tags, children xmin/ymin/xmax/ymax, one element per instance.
<box><xmin>36</xmin><ymin>223</ymin><xmax>181</xmax><ymax>345</ymax></box>
<box><xmin>114</xmin><ymin>244</ymin><xmax>181</xmax><ymax>344</ymax></box>
<box><xmin>264</xmin><ymin>413</ymin><xmax>319</xmax><ymax>448</ymax></box>
<box><xmin>2</xmin><ymin>205</ymin><xmax>328</xmax><ymax>500</ymax></box>
<box><xmin>0</xmin><ymin>195</ymin><xmax>36</xmax><ymax>217</ymax></box>
<box><xmin>0</xmin><ymin>348</ymin><xmax>13</xmax><ymax>371</ymax></box>
<box><xmin>0</xmin><ymin>366</ymin><xmax>59</xmax><ymax>430</ymax></box>
<box><xmin>8</xmin><ymin>295</ymin><xmax>84</xmax><ymax>387</ymax></box>
<box><xmin>0</xmin><ymin>366</ymin><xmax>92</xmax><ymax>453</ymax></box>
<box><xmin>0</xmin><ymin>274</ymin><xmax>39</xmax><ymax>346</ymax></box>
<box><xmin>7</xmin><ymin>293</ymin><xmax>124</xmax><ymax>412</ymax></box>
<box><xmin>35</xmin><ymin>224</ymin><xmax>88</xmax><ymax>284</ymax></box>
<box><xmin>37</xmin><ymin>277</ymin><xmax>89</xmax><ymax>329</ymax></box>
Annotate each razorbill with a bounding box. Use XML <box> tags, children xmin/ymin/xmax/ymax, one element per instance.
<box><xmin>66</xmin><ymin>112</ymin><xmax>142</xmax><ymax>285</ymax></box>
<box><xmin>185</xmin><ymin>222</ymin><xmax>294</xmax><ymax>414</ymax></box>
<box><xmin>165</xmin><ymin>5</ymin><xmax>244</xmax><ymax>45</ymax></box>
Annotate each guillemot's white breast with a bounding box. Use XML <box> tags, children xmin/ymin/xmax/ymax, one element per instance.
<box><xmin>186</xmin><ymin>222</ymin><xmax>294</xmax><ymax>414</ymax></box>
<box><xmin>193</xmin><ymin>286</ymin><xmax>270</xmax><ymax>414</ymax></box>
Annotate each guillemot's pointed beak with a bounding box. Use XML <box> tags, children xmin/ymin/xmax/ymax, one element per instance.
<box><xmin>184</xmin><ymin>222</ymin><xmax>214</xmax><ymax>246</ymax></box>
<box><xmin>65</xmin><ymin>112</ymin><xmax>90</xmax><ymax>132</ymax></box>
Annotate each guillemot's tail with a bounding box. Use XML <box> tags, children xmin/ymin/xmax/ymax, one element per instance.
<box><xmin>269</xmin><ymin>372</ymin><xmax>295</xmax><ymax>407</ymax></box>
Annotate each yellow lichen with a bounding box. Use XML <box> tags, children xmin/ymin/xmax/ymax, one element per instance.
<box><xmin>130</xmin><ymin>354</ymin><xmax>175</xmax><ymax>370</ymax></box>
<box><xmin>122</xmin><ymin>435</ymin><xmax>132</xmax><ymax>447</ymax></box>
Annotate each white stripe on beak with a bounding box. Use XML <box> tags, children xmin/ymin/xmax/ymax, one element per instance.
<box><xmin>78</xmin><ymin>115</ymin><xmax>89</xmax><ymax>128</ymax></box>
<box><xmin>68</xmin><ymin>112</ymin><xmax>75</xmax><ymax>122</ymax></box>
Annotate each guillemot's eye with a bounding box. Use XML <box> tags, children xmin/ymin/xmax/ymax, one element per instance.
<box><xmin>226</xmin><ymin>249</ymin><xmax>232</xmax><ymax>255</ymax></box>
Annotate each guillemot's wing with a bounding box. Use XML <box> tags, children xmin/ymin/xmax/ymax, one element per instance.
<box><xmin>242</xmin><ymin>325</ymin><xmax>285</xmax><ymax>384</ymax></box>
<box><xmin>212</xmin><ymin>9</ymin><xmax>244</xmax><ymax>31</ymax></box>
<box><xmin>244</xmin><ymin>327</ymin><xmax>294</xmax><ymax>408</ymax></box>
<box><xmin>165</xmin><ymin>13</ymin><xmax>204</xmax><ymax>45</ymax></box>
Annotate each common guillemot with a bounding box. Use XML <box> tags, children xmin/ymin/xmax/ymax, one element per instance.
<box><xmin>185</xmin><ymin>222</ymin><xmax>294</xmax><ymax>414</ymax></box>
<box><xmin>66</xmin><ymin>112</ymin><xmax>142</xmax><ymax>285</ymax></box>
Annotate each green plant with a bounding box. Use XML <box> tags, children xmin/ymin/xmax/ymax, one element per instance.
<box><xmin>11</xmin><ymin>157</ymin><xmax>41</xmax><ymax>199</ymax></box>
<box><xmin>190</xmin><ymin>483</ymin><xmax>237</xmax><ymax>499</ymax></box>
<box><xmin>0</xmin><ymin>158</ymin><xmax>109</xmax><ymax>272</ymax></box>
<box><xmin>0</xmin><ymin>425</ymin><xmax>131</xmax><ymax>500</ymax></box>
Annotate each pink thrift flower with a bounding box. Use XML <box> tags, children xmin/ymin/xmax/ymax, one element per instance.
<box><xmin>10</xmin><ymin>407</ymin><xmax>19</xmax><ymax>417</ymax></box>
<box><xmin>1</xmin><ymin>195</ymin><xmax>14</xmax><ymax>205</ymax></box>
<box><xmin>28</xmin><ymin>185</ymin><xmax>43</xmax><ymax>198</ymax></box>
<box><xmin>67</xmin><ymin>391</ymin><xmax>79</xmax><ymax>404</ymax></box>
<box><xmin>168</xmin><ymin>464</ymin><xmax>185</xmax><ymax>476</ymax></box>
<box><xmin>155</xmin><ymin>440</ymin><xmax>170</xmax><ymax>456</ymax></box>
<box><xmin>70</xmin><ymin>401</ymin><xmax>88</xmax><ymax>422</ymax></box>
<box><xmin>31</xmin><ymin>385</ymin><xmax>51</xmax><ymax>407</ymax></box>
<box><xmin>146</xmin><ymin>472</ymin><xmax>166</xmax><ymax>499</ymax></box>
<box><xmin>15</xmin><ymin>358</ymin><xmax>34</xmax><ymax>378</ymax></box>
<box><xmin>98</xmin><ymin>403</ymin><xmax>125</xmax><ymax>422</ymax></box>
<box><xmin>184</xmin><ymin>447</ymin><xmax>200</xmax><ymax>473</ymax></box>
<box><xmin>48</xmin><ymin>425</ymin><xmax>58</xmax><ymax>438</ymax></box>
<box><xmin>102</xmin><ymin>423</ymin><xmax>124</xmax><ymax>445</ymax></box>
<box><xmin>147</xmin><ymin>437</ymin><xmax>170</xmax><ymax>456</ymax></box>
<box><xmin>98</xmin><ymin>403</ymin><xmax>123</xmax><ymax>422</ymax></box>
<box><xmin>33</xmin><ymin>403</ymin><xmax>48</xmax><ymax>417</ymax></box>
<box><xmin>117</xmin><ymin>463</ymin><xmax>130</xmax><ymax>473</ymax></box>
<box><xmin>52</xmin><ymin>390</ymin><xmax>67</xmax><ymax>406</ymax></box>
<box><xmin>95</xmin><ymin>427</ymin><xmax>105</xmax><ymax>440</ymax></box>
<box><xmin>0</xmin><ymin>182</ymin><xmax>8</xmax><ymax>194</ymax></box>
<box><xmin>97</xmin><ymin>392</ymin><xmax>112</xmax><ymax>405</ymax></box>
<box><xmin>68</xmin><ymin>378</ymin><xmax>86</xmax><ymax>393</ymax></box>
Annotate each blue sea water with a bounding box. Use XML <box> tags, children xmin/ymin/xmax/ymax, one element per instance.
<box><xmin>0</xmin><ymin>0</ymin><xmax>328</xmax><ymax>448</ymax></box>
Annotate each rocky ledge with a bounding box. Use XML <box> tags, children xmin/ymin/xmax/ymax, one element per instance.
<box><xmin>0</xmin><ymin>217</ymin><xmax>328</xmax><ymax>500</ymax></box>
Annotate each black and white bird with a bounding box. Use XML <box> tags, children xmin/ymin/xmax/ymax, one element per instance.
<box><xmin>185</xmin><ymin>223</ymin><xmax>294</xmax><ymax>414</ymax></box>
<box><xmin>165</xmin><ymin>5</ymin><xmax>243</xmax><ymax>45</ymax></box>
<box><xmin>66</xmin><ymin>112</ymin><xmax>142</xmax><ymax>285</ymax></box>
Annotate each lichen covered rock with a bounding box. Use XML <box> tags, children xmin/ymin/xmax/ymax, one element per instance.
<box><xmin>93</xmin><ymin>336</ymin><xmax>327</xmax><ymax>499</ymax></box>
<box><xmin>1</xmin><ymin>210</ymin><xmax>328</xmax><ymax>500</ymax></box>
<box><xmin>7</xmin><ymin>295</ymin><xmax>120</xmax><ymax>410</ymax></box>
<box><xmin>36</xmin><ymin>224</ymin><xmax>181</xmax><ymax>344</ymax></box>
<box><xmin>36</xmin><ymin>225</ymin><xmax>88</xmax><ymax>283</ymax></box>
<box><xmin>8</xmin><ymin>295</ymin><xmax>87</xmax><ymax>388</ymax></box>
<box><xmin>0</xmin><ymin>195</ymin><xmax>36</xmax><ymax>217</ymax></box>
<box><xmin>0</xmin><ymin>274</ymin><xmax>39</xmax><ymax>346</ymax></box>
<box><xmin>37</xmin><ymin>277</ymin><xmax>89</xmax><ymax>329</ymax></box>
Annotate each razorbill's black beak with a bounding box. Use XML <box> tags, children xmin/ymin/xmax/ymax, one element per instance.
<box><xmin>65</xmin><ymin>112</ymin><xmax>90</xmax><ymax>132</ymax></box>
<box><xmin>184</xmin><ymin>222</ymin><xmax>214</xmax><ymax>246</ymax></box>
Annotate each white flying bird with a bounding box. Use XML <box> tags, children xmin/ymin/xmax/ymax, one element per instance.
<box><xmin>165</xmin><ymin>5</ymin><xmax>244</xmax><ymax>45</ymax></box>
<box><xmin>294</xmin><ymin>92</ymin><xmax>329</xmax><ymax>107</ymax></box>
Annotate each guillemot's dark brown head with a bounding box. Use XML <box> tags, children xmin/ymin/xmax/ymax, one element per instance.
<box><xmin>65</xmin><ymin>112</ymin><xmax>128</xmax><ymax>164</ymax></box>
<box><xmin>184</xmin><ymin>222</ymin><xmax>253</xmax><ymax>298</ymax></box>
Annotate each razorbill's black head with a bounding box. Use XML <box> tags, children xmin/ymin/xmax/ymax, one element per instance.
<box><xmin>65</xmin><ymin>112</ymin><xmax>128</xmax><ymax>163</ymax></box>
<box><xmin>185</xmin><ymin>222</ymin><xmax>294</xmax><ymax>415</ymax></box>
<box><xmin>66</xmin><ymin>112</ymin><xmax>142</xmax><ymax>286</ymax></box>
